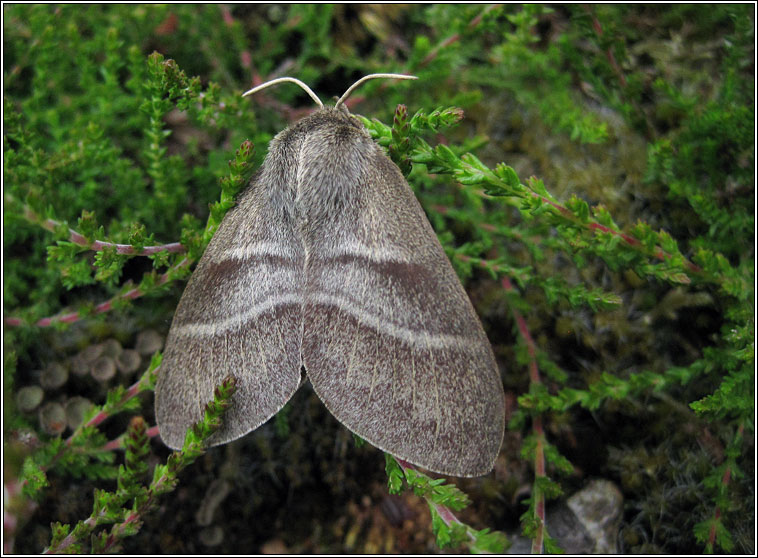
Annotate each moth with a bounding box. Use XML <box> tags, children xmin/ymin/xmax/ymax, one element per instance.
<box><xmin>155</xmin><ymin>74</ymin><xmax>505</xmax><ymax>477</ymax></box>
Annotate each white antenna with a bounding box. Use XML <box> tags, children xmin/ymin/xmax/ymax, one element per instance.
<box><xmin>242</xmin><ymin>77</ymin><xmax>324</xmax><ymax>108</ymax></box>
<box><xmin>241</xmin><ymin>73</ymin><xmax>418</xmax><ymax>109</ymax></box>
<box><xmin>335</xmin><ymin>73</ymin><xmax>418</xmax><ymax>108</ymax></box>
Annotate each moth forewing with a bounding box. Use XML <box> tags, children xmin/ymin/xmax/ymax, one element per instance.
<box><xmin>154</xmin><ymin>128</ymin><xmax>306</xmax><ymax>449</ymax></box>
<box><xmin>297</xmin><ymin>108</ymin><xmax>505</xmax><ymax>477</ymax></box>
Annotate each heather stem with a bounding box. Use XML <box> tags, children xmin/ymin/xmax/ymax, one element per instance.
<box><xmin>4</xmin><ymin>259</ymin><xmax>191</xmax><ymax>328</ymax></box>
<box><xmin>502</xmin><ymin>276</ymin><xmax>546</xmax><ymax>552</ymax></box>
<box><xmin>21</xmin><ymin>204</ymin><xmax>186</xmax><ymax>255</ymax></box>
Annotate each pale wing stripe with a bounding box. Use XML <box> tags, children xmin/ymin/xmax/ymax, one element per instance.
<box><xmin>174</xmin><ymin>293</ymin><xmax>302</xmax><ymax>337</ymax></box>
<box><xmin>318</xmin><ymin>240</ymin><xmax>410</xmax><ymax>263</ymax></box>
<box><xmin>308</xmin><ymin>292</ymin><xmax>481</xmax><ymax>351</ymax></box>
<box><xmin>212</xmin><ymin>241</ymin><xmax>300</xmax><ymax>262</ymax></box>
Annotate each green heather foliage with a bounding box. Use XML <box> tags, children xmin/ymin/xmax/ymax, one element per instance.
<box><xmin>3</xmin><ymin>4</ymin><xmax>754</xmax><ymax>554</ymax></box>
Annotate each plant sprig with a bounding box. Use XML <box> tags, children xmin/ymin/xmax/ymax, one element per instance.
<box><xmin>44</xmin><ymin>375</ymin><xmax>237</xmax><ymax>554</ymax></box>
<box><xmin>5</xmin><ymin>132</ymin><xmax>257</xmax><ymax>330</ymax></box>
<box><xmin>385</xmin><ymin>454</ymin><xmax>509</xmax><ymax>553</ymax></box>
<box><xmin>20</xmin><ymin>354</ymin><xmax>162</xmax><ymax>500</ymax></box>
<box><xmin>364</xmin><ymin>112</ymin><xmax>712</xmax><ymax>289</ymax></box>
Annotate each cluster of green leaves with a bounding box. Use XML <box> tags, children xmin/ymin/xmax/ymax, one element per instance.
<box><xmin>639</xmin><ymin>8</ymin><xmax>755</xmax><ymax>486</ymax></box>
<box><xmin>491</xmin><ymin>5</ymin><xmax>610</xmax><ymax>143</ymax></box>
<box><xmin>20</xmin><ymin>355</ymin><xmax>160</xmax><ymax>502</ymax></box>
<box><xmin>385</xmin><ymin>455</ymin><xmax>509</xmax><ymax>553</ymax></box>
<box><xmin>693</xmin><ymin>424</ymin><xmax>747</xmax><ymax>553</ymax></box>
<box><xmin>6</xmin><ymin>53</ymin><xmax>257</xmax><ymax>329</ymax></box>
<box><xmin>43</xmin><ymin>375</ymin><xmax>236</xmax><ymax>553</ymax></box>
<box><xmin>365</xmin><ymin>106</ymin><xmax>681</xmax><ymax>310</ymax></box>
<box><xmin>566</xmin><ymin>7</ymin><xmax>752</xmax><ymax>552</ymax></box>
<box><xmin>4</xmin><ymin>6</ymin><xmax>261</xmax><ymax>334</ymax></box>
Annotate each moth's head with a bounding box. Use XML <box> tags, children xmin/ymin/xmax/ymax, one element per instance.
<box><xmin>242</xmin><ymin>73</ymin><xmax>417</xmax><ymax>114</ymax></box>
<box><xmin>281</xmin><ymin>105</ymin><xmax>365</xmax><ymax>140</ymax></box>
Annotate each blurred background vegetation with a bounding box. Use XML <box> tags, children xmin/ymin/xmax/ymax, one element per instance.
<box><xmin>3</xmin><ymin>4</ymin><xmax>754</xmax><ymax>554</ymax></box>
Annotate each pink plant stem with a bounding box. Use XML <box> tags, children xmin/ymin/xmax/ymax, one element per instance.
<box><xmin>24</xmin><ymin>206</ymin><xmax>186</xmax><ymax>255</ymax></box>
<box><xmin>584</xmin><ymin>5</ymin><xmax>654</xmax><ymax>139</ymax></box>
<box><xmin>502</xmin><ymin>276</ymin><xmax>546</xmax><ymax>552</ymax></box>
<box><xmin>394</xmin><ymin>458</ymin><xmax>477</xmax><ymax>543</ymax></box>
<box><xmin>452</xmin><ymin>174</ymin><xmax>702</xmax><ymax>274</ymax></box>
<box><xmin>454</xmin><ymin>253</ymin><xmax>514</xmax><ymax>277</ymax></box>
<box><xmin>531</xmin><ymin>415</ymin><xmax>546</xmax><ymax>553</ymax></box>
<box><xmin>44</xmin><ymin>513</ymin><xmax>104</xmax><ymax>554</ymax></box>
<box><xmin>587</xmin><ymin>7</ymin><xmax>627</xmax><ymax>88</ymax></box>
<box><xmin>429</xmin><ymin>500</ymin><xmax>477</xmax><ymax>544</ymax></box>
<box><xmin>419</xmin><ymin>4</ymin><xmax>501</xmax><ymax>68</ymax></box>
<box><xmin>707</xmin><ymin>508</ymin><xmax>722</xmax><ymax>550</ymax></box>
<box><xmin>65</xmin><ymin>373</ymin><xmax>152</xmax><ymax>445</ymax></box>
<box><xmin>23</xmin><ymin>368</ymin><xmax>158</xmax><ymax>494</ymax></box>
<box><xmin>528</xmin><ymin>190</ymin><xmax>701</xmax><ymax>273</ymax></box>
<box><xmin>101</xmin><ymin>425</ymin><xmax>161</xmax><ymax>452</ymax></box>
<box><xmin>445</xmin><ymin>168</ymin><xmax>702</xmax><ymax>274</ymax></box>
<box><xmin>5</xmin><ymin>203</ymin><xmax>193</xmax><ymax>328</ymax></box>
<box><xmin>4</xmin><ymin>258</ymin><xmax>191</xmax><ymax>328</ymax></box>
<box><xmin>707</xmin><ymin>422</ymin><xmax>743</xmax><ymax>549</ymax></box>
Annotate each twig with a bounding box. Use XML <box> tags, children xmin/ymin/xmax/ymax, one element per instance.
<box><xmin>523</xmin><ymin>186</ymin><xmax>701</xmax><ymax>274</ymax></box>
<box><xmin>450</xmin><ymin>176</ymin><xmax>702</xmax><ymax>275</ymax></box>
<box><xmin>23</xmin><ymin>366</ymin><xmax>159</xmax><ymax>491</ymax></box>
<box><xmin>22</xmin><ymin>205</ymin><xmax>185</xmax><ymax>256</ymax></box>
<box><xmin>4</xmin><ymin>258</ymin><xmax>191</xmax><ymax>328</ymax></box>
<box><xmin>394</xmin><ymin>458</ymin><xmax>477</xmax><ymax>544</ymax></box>
<box><xmin>102</xmin><ymin>425</ymin><xmax>161</xmax><ymax>452</ymax></box>
<box><xmin>502</xmin><ymin>276</ymin><xmax>546</xmax><ymax>553</ymax></box>
<box><xmin>419</xmin><ymin>4</ymin><xmax>501</xmax><ymax>68</ymax></box>
<box><xmin>44</xmin><ymin>376</ymin><xmax>236</xmax><ymax>553</ymax></box>
<box><xmin>583</xmin><ymin>4</ymin><xmax>654</xmax><ymax>139</ymax></box>
<box><xmin>706</xmin><ymin>422</ymin><xmax>744</xmax><ymax>551</ymax></box>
